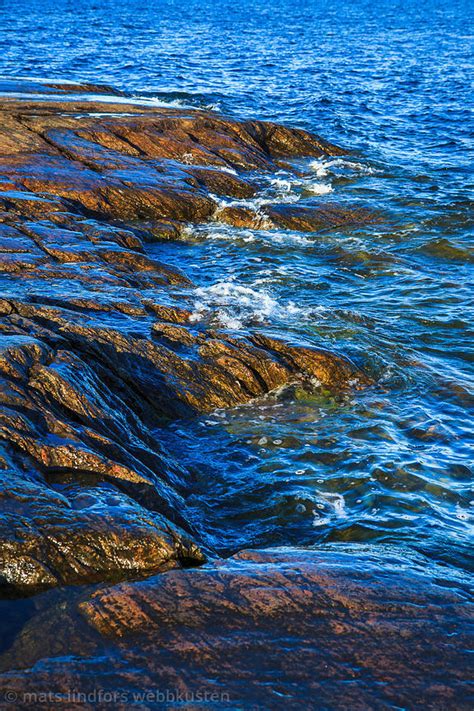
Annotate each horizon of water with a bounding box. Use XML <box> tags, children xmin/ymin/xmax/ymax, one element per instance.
<box><xmin>1</xmin><ymin>0</ymin><xmax>473</xmax><ymax>574</ymax></box>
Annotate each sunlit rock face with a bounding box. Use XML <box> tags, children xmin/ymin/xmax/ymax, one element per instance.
<box><xmin>0</xmin><ymin>80</ymin><xmax>470</xmax><ymax>710</ymax></box>
<box><xmin>0</xmin><ymin>80</ymin><xmax>373</xmax><ymax>594</ymax></box>
<box><xmin>0</xmin><ymin>548</ymin><xmax>471</xmax><ymax>709</ymax></box>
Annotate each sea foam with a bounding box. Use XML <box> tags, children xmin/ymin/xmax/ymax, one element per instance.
<box><xmin>190</xmin><ymin>281</ymin><xmax>304</xmax><ymax>329</ymax></box>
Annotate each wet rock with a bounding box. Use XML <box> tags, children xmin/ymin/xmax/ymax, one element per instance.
<box><xmin>0</xmin><ymin>78</ymin><xmax>125</xmax><ymax>97</ymax></box>
<box><xmin>0</xmin><ymin>547</ymin><xmax>471</xmax><ymax>709</ymax></box>
<box><xmin>144</xmin><ymin>301</ymin><xmax>192</xmax><ymax>324</ymax></box>
<box><xmin>43</xmin><ymin>81</ymin><xmax>126</xmax><ymax>96</ymax></box>
<box><xmin>217</xmin><ymin>205</ymin><xmax>273</xmax><ymax>229</ymax></box>
<box><xmin>242</xmin><ymin>119</ymin><xmax>348</xmax><ymax>158</ymax></box>
<box><xmin>217</xmin><ymin>202</ymin><xmax>379</xmax><ymax>232</ymax></box>
<box><xmin>188</xmin><ymin>166</ymin><xmax>256</xmax><ymax>198</ymax></box>
<box><xmin>0</xmin><ymin>83</ymin><xmax>373</xmax><ymax>595</ymax></box>
<box><xmin>250</xmin><ymin>334</ymin><xmax>371</xmax><ymax>390</ymax></box>
<box><xmin>263</xmin><ymin>202</ymin><xmax>380</xmax><ymax>231</ymax></box>
<box><xmin>0</xmin><ymin>336</ymin><xmax>205</xmax><ymax>593</ymax></box>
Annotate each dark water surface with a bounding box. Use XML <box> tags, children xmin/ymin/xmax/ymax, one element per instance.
<box><xmin>1</xmin><ymin>0</ymin><xmax>473</xmax><ymax>572</ymax></box>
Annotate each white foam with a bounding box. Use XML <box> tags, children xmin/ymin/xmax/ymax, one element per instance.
<box><xmin>269</xmin><ymin>173</ymin><xmax>334</xmax><ymax>199</ymax></box>
<box><xmin>189</xmin><ymin>280</ymin><xmax>306</xmax><ymax>329</ymax></box>
<box><xmin>323</xmin><ymin>492</ymin><xmax>348</xmax><ymax>517</ymax></box>
<box><xmin>213</xmin><ymin>193</ymin><xmax>298</xmax><ymax>211</ymax></box>
<box><xmin>312</xmin><ymin>515</ymin><xmax>332</xmax><ymax>527</ymax></box>
<box><xmin>211</xmin><ymin>168</ymin><xmax>327</xmax><ymax>215</ymax></box>
<box><xmin>308</xmin><ymin>159</ymin><xmax>330</xmax><ymax>177</ymax></box>
<box><xmin>304</xmin><ymin>182</ymin><xmax>333</xmax><ymax>195</ymax></box>
<box><xmin>269</xmin><ymin>177</ymin><xmax>293</xmax><ymax>192</ymax></box>
<box><xmin>271</xmin><ymin>232</ymin><xmax>313</xmax><ymax>246</ymax></box>
<box><xmin>309</xmin><ymin>157</ymin><xmax>379</xmax><ymax>176</ymax></box>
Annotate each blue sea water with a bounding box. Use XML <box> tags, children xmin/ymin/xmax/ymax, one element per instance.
<box><xmin>1</xmin><ymin>0</ymin><xmax>473</xmax><ymax>570</ymax></box>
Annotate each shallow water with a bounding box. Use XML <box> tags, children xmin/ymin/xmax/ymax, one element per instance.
<box><xmin>1</xmin><ymin>0</ymin><xmax>473</xmax><ymax>572</ymax></box>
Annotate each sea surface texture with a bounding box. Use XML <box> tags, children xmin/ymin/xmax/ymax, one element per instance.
<box><xmin>0</xmin><ymin>0</ymin><xmax>473</xmax><ymax>705</ymax></box>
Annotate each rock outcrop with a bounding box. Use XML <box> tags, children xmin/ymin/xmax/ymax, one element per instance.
<box><xmin>0</xmin><ymin>547</ymin><xmax>471</xmax><ymax>709</ymax></box>
<box><xmin>0</xmin><ymin>80</ymin><xmax>373</xmax><ymax>594</ymax></box>
<box><xmin>1</xmin><ymin>81</ymin><xmax>470</xmax><ymax>709</ymax></box>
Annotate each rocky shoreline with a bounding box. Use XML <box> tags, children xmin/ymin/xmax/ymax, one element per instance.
<box><xmin>0</xmin><ymin>81</ymin><xmax>471</xmax><ymax>708</ymax></box>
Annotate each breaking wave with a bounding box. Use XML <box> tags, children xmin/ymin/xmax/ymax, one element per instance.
<box><xmin>190</xmin><ymin>281</ymin><xmax>307</xmax><ymax>329</ymax></box>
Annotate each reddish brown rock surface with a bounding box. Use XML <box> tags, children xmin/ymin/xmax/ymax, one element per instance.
<box><xmin>0</xmin><ymin>548</ymin><xmax>472</xmax><ymax>709</ymax></box>
<box><xmin>0</xmin><ymin>81</ymin><xmax>470</xmax><ymax>710</ymax></box>
<box><xmin>0</xmin><ymin>81</ymin><xmax>373</xmax><ymax>594</ymax></box>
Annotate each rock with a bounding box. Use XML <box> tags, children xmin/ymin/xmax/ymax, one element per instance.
<box><xmin>250</xmin><ymin>334</ymin><xmax>371</xmax><ymax>390</ymax></box>
<box><xmin>0</xmin><ymin>78</ymin><xmax>125</xmax><ymax>97</ymax></box>
<box><xmin>242</xmin><ymin>119</ymin><xmax>348</xmax><ymax>158</ymax></box>
<box><xmin>263</xmin><ymin>202</ymin><xmax>381</xmax><ymax>231</ymax></box>
<box><xmin>43</xmin><ymin>81</ymin><xmax>126</xmax><ymax>96</ymax></box>
<box><xmin>217</xmin><ymin>202</ymin><xmax>379</xmax><ymax>232</ymax></box>
<box><xmin>216</xmin><ymin>205</ymin><xmax>273</xmax><ymax>229</ymax></box>
<box><xmin>0</xmin><ymin>82</ymin><xmax>373</xmax><ymax>595</ymax></box>
<box><xmin>0</xmin><ymin>336</ymin><xmax>205</xmax><ymax>593</ymax></box>
<box><xmin>0</xmin><ymin>547</ymin><xmax>471</xmax><ymax>709</ymax></box>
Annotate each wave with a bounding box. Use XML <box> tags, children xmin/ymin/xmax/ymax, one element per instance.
<box><xmin>132</xmin><ymin>90</ymin><xmax>222</xmax><ymax>112</ymax></box>
<box><xmin>210</xmin><ymin>170</ymin><xmax>334</xmax><ymax>218</ymax></box>
<box><xmin>189</xmin><ymin>280</ymin><xmax>307</xmax><ymax>329</ymax></box>
<box><xmin>309</xmin><ymin>157</ymin><xmax>380</xmax><ymax>177</ymax></box>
